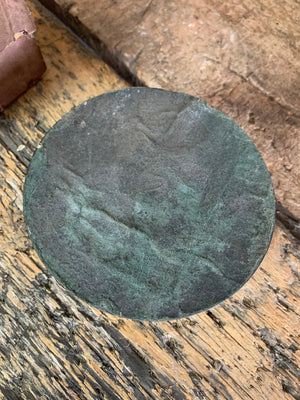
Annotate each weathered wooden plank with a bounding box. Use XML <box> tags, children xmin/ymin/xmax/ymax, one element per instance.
<box><xmin>38</xmin><ymin>0</ymin><xmax>300</xmax><ymax>216</ymax></box>
<box><xmin>0</xmin><ymin>1</ymin><xmax>299</xmax><ymax>399</ymax></box>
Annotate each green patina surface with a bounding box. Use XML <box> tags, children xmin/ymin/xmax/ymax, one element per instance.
<box><xmin>24</xmin><ymin>88</ymin><xmax>275</xmax><ymax>320</ymax></box>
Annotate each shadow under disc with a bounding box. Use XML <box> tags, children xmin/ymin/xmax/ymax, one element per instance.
<box><xmin>24</xmin><ymin>88</ymin><xmax>275</xmax><ymax>320</ymax></box>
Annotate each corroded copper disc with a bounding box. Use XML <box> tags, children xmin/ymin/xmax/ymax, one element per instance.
<box><xmin>24</xmin><ymin>88</ymin><xmax>275</xmax><ymax>320</ymax></box>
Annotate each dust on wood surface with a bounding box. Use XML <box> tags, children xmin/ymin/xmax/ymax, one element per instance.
<box><xmin>0</xmin><ymin>1</ymin><xmax>299</xmax><ymax>399</ymax></box>
<box><xmin>38</xmin><ymin>0</ymin><xmax>300</xmax><ymax>217</ymax></box>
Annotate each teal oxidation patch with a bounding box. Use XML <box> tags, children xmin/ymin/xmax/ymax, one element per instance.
<box><xmin>23</xmin><ymin>88</ymin><xmax>275</xmax><ymax>320</ymax></box>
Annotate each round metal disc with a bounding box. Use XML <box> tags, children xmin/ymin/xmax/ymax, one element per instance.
<box><xmin>24</xmin><ymin>88</ymin><xmax>275</xmax><ymax>320</ymax></box>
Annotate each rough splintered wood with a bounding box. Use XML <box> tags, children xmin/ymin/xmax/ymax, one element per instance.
<box><xmin>38</xmin><ymin>0</ymin><xmax>300</xmax><ymax>216</ymax></box>
<box><xmin>0</xmin><ymin>1</ymin><xmax>299</xmax><ymax>399</ymax></box>
<box><xmin>0</xmin><ymin>0</ymin><xmax>46</xmax><ymax>109</ymax></box>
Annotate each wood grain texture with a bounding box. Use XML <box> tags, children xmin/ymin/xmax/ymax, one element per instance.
<box><xmin>0</xmin><ymin>1</ymin><xmax>299</xmax><ymax>399</ymax></box>
<box><xmin>38</xmin><ymin>0</ymin><xmax>300</xmax><ymax>216</ymax></box>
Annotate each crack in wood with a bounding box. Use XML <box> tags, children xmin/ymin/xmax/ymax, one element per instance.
<box><xmin>228</xmin><ymin>67</ymin><xmax>300</xmax><ymax>118</ymax></box>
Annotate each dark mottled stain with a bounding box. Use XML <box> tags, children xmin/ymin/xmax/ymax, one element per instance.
<box><xmin>156</xmin><ymin>371</ymin><xmax>190</xmax><ymax>400</ymax></box>
<box><xmin>187</xmin><ymin>371</ymin><xmax>207</xmax><ymax>399</ymax></box>
<box><xmin>84</xmin><ymin>372</ymin><xmax>124</xmax><ymax>400</ymax></box>
<box><xmin>209</xmin><ymin>374</ymin><xmax>233</xmax><ymax>400</ymax></box>
<box><xmin>0</xmin><ymin>343</ymin><xmax>11</xmax><ymax>360</ymax></box>
<box><xmin>206</xmin><ymin>311</ymin><xmax>225</xmax><ymax>328</ymax></box>
<box><xmin>65</xmin><ymin>377</ymin><xmax>83</xmax><ymax>397</ymax></box>
<box><xmin>21</xmin><ymin>389</ymin><xmax>37</xmax><ymax>400</ymax></box>
<box><xmin>258</xmin><ymin>326</ymin><xmax>300</xmax><ymax>397</ymax></box>
<box><xmin>281</xmin><ymin>380</ymin><xmax>300</xmax><ymax>400</ymax></box>
<box><xmin>77</xmin><ymin>83</ymin><xmax>86</xmax><ymax>92</ymax></box>
<box><xmin>68</xmin><ymin>71</ymin><xmax>77</xmax><ymax>80</ymax></box>
<box><xmin>0</xmin><ymin>386</ymin><xmax>23</xmax><ymax>400</ymax></box>
<box><xmin>105</xmin><ymin>323</ymin><xmax>188</xmax><ymax>399</ymax></box>
<box><xmin>276</xmin><ymin>201</ymin><xmax>300</xmax><ymax>239</ymax></box>
<box><xmin>105</xmin><ymin>324</ymin><xmax>156</xmax><ymax>394</ymax></box>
